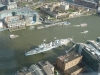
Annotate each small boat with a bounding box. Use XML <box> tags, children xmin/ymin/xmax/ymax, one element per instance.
<box><xmin>37</xmin><ymin>26</ymin><xmax>45</xmax><ymax>29</ymax></box>
<box><xmin>73</xmin><ymin>25</ymin><xmax>80</xmax><ymax>27</ymax></box>
<box><xmin>45</xmin><ymin>25</ymin><xmax>51</xmax><ymax>28</ymax></box>
<box><xmin>83</xmin><ymin>37</ymin><xmax>86</xmax><ymax>39</ymax></box>
<box><xmin>10</xmin><ymin>34</ymin><xmax>19</xmax><ymax>39</ymax></box>
<box><xmin>0</xmin><ymin>28</ymin><xmax>7</xmax><ymax>31</ymax></box>
<box><xmin>62</xmin><ymin>21</ymin><xmax>71</xmax><ymax>25</ymax></box>
<box><xmin>30</xmin><ymin>26</ymin><xmax>35</xmax><ymax>30</ymax></box>
<box><xmin>80</xmin><ymin>23</ymin><xmax>87</xmax><ymax>27</ymax></box>
<box><xmin>81</xmin><ymin>30</ymin><xmax>88</xmax><ymax>33</ymax></box>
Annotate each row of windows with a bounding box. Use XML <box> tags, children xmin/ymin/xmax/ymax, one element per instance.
<box><xmin>82</xmin><ymin>50</ymin><xmax>99</xmax><ymax>71</ymax></box>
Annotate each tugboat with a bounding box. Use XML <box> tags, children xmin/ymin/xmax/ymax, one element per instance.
<box><xmin>80</xmin><ymin>23</ymin><xmax>87</xmax><ymax>27</ymax></box>
<box><xmin>62</xmin><ymin>21</ymin><xmax>71</xmax><ymax>25</ymax></box>
<box><xmin>10</xmin><ymin>34</ymin><xmax>19</xmax><ymax>39</ymax></box>
<box><xmin>30</xmin><ymin>26</ymin><xmax>35</xmax><ymax>30</ymax></box>
<box><xmin>37</xmin><ymin>26</ymin><xmax>45</xmax><ymax>29</ymax></box>
<box><xmin>81</xmin><ymin>30</ymin><xmax>88</xmax><ymax>33</ymax></box>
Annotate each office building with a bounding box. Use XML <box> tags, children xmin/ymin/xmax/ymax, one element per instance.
<box><xmin>76</xmin><ymin>42</ymin><xmax>100</xmax><ymax>72</ymax></box>
<box><xmin>0</xmin><ymin>3</ymin><xmax>5</xmax><ymax>11</ymax></box>
<box><xmin>33</xmin><ymin>13</ymin><xmax>39</xmax><ymax>22</ymax></box>
<box><xmin>0</xmin><ymin>10</ymin><xmax>12</xmax><ymax>19</ymax></box>
<box><xmin>5</xmin><ymin>16</ymin><xmax>26</xmax><ymax>31</ymax></box>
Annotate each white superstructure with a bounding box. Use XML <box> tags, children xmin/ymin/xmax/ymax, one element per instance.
<box><xmin>81</xmin><ymin>30</ymin><xmax>88</xmax><ymax>33</ymax></box>
<box><xmin>10</xmin><ymin>34</ymin><xmax>19</xmax><ymax>39</ymax></box>
<box><xmin>80</xmin><ymin>23</ymin><xmax>87</xmax><ymax>27</ymax></box>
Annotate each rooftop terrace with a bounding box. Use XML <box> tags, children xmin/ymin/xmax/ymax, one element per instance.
<box><xmin>57</xmin><ymin>51</ymin><xmax>81</xmax><ymax>63</ymax></box>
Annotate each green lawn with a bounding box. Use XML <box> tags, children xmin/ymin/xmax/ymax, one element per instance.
<box><xmin>68</xmin><ymin>9</ymin><xmax>75</xmax><ymax>12</ymax></box>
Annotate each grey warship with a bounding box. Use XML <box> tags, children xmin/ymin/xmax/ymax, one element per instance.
<box><xmin>25</xmin><ymin>38</ymin><xmax>73</xmax><ymax>56</ymax></box>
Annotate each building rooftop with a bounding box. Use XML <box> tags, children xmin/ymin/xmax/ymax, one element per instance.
<box><xmin>66</xmin><ymin>0</ymin><xmax>74</xmax><ymax>3</ymax></box>
<box><xmin>83</xmin><ymin>0</ymin><xmax>97</xmax><ymax>4</ymax></box>
<box><xmin>74</xmin><ymin>0</ymin><xmax>97</xmax><ymax>9</ymax></box>
<box><xmin>37</xmin><ymin>60</ymin><xmax>54</xmax><ymax>75</ymax></box>
<box><xmin>0</xmin><ymin>7</ymin><xmax>37</xmax><ymax>15</ymax></box>
<box><xmin>87</xmin><ymin>40</ymin><xmax>100</xmax><ymax>50</ymax></box>
<box><xmin>57</xmin><ymin>51</ymin><xmax>81</xmax><ymax>63</ymax></box>
<box><xmin>60</xmin><ymin>2</ymin><xmax>69</xmax><ymax>5</ymax></box>
<box><xmin>15</xmin><ymin>72</ymin><xmax>24</xmax><ymax>75</ymax></box>
<box><xmin>20</xmin><ymin>67</ymin><xmax>31</xmax><ymax>74</ymax></box>
<box><xmin>97</xmin><ymin>37</ymin><xmax>100</xmax><ymax>41</ymax></box>
<box><xmin>0</xmin><ymin>3</ymin><xmax>5</xmax><ymax>8</ymax></box>
<box><xmin>5</xmin><ymin>15</ymin><xmax>25</xmax><ymax>24</ymax></box>
<box><xmin>29</xmin><ymin>64</ymin><xmax>44</xmax><ymax>75</ymax></box>
<box><xmin>79</xmin><ymin>43</ymin><xmax>100</xmax><ymax>61</ymax></box>
<box><xmin>66</xmin><ymin>62</ymin><xmax>85</xmax><ymax>74</ymax></box>
<box><xmin>15</xmin><ymin>67</ymin><xmax>32</xmax><ymax>75</ymax></box>
<box><xmin>98</xmin><ymin>37</ymin><xmax>100</xmax><ymax>39</ymax></box>
<box><xmin>0</xmin><ymin>10</ymin><xmax>12</xmax><ymax>14</ymax></box>
<box><xmin>16</xmin><ymin>7</ymin><xmax>33</xmax><ymax>12</ymax></box>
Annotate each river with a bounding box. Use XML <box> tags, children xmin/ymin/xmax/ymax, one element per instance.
<box><xmin>0</xmin><ymin>14</ymin><xmax>100</xmax><ymax>75</ymax></box>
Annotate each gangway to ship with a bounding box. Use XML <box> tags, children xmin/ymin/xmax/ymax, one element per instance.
<box><xmin>70</xmin><ymin>40</ymin><xmax>76</xmax><ymax>44</ymax></box>
<box><xmin>65</xmin><ymin>40</ymin><xmax>76</xmax><ymax>54</ymax></box>
<box><xmin>65</xmin><ymin>44</ymin><xmax>76</xmax><ymax>54</ymax></box>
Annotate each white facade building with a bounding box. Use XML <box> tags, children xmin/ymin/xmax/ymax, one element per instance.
<box><xmin>7</xmin><ymin>3</ymin><xmax>17</xmax><ymax>10</ymax></box>
<box><xmin>59</xmin><ymin>2</ymin><xmax>69</xmax><ymax>11</ymax></box>
<box><xmin>0</xmin><ymin>10</ymin><xmax>12</xmax><ymax>19</ymax></box>
<box><xmin>5</xmin><ymin>16</ymin><xmax>26</xmax><ymax>31</ymax></box>
<box><xmin>0</xmin><ymin>21</ymin><xmax>3</xmax><ymax>28</ymax></box>
<box><xmin>7</xmin><ymin>0</ymin><xmax>17</xmax><ymax>10</ymax></box>
<box><xmin>98</xmin><ymin>7</ymin><xmax>100</xmax><ymax>13</ymax></box>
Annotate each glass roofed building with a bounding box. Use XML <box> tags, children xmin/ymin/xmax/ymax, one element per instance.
<box><xmin>76</xmin><ymin>42</ymin><xmax>100</xmax><ymax>72</ymax></box>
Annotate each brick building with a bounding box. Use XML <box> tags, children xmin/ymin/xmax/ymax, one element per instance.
<box><xmin>56</xmin><ymin>51</ymin><xmax>86</xmax><ymax>75</ymax></box>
